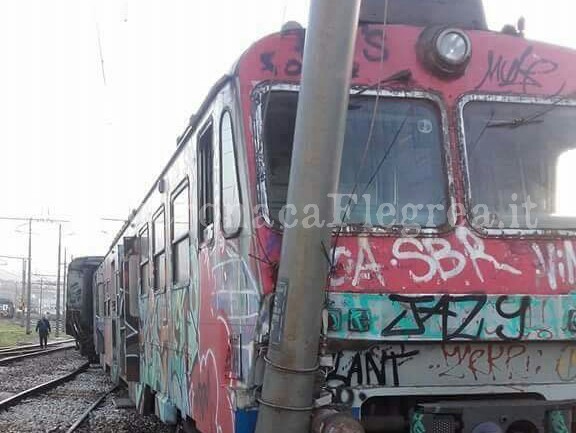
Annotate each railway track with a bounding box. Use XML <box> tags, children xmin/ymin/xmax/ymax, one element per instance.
<box><xmin>0</xmin><ymin>338</ymin><xmax>75</xmax><ymax>353</ymax></box>
<box><xmin>0</xmin><ymin>341</ymin><xmax>77</xmax><ymax>365</ymax></box>
<box><xmin>0</xmin><ymin>361</ymin><xmax>90</xmax><ymax>411</ymax></box>
<box><xmin>0</xmin><ymin>348</ymin><xmax>173</xmax><ymax>432</ymax></box>
<box><xmin>0</xmin><ymin>360</ymin><xmax>116</xmax><ymax>433</ymax></box>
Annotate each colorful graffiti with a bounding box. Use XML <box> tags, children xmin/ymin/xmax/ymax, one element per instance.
<box><xmin>91</xmin><ymin>21</ymin><xmax>576</xmax><ymax>433</ymax></box>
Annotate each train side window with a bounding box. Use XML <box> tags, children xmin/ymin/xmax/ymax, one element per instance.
<box><xmin>97</xmin><ymin>283</ymin><xmax>104</xmax><ymax>316</ymax></box>
<box><xmin>220</xmin><ymin>110</ymin><xmax>242</xmax><ymax>236</ymax></box>
<box><xmin>171</xmin><ymin>181</ymin><xmax>190</xmax><ymax>285</ymax></box>
<box><xmin>111</xmin><ymin>261</ymin><xmax>116</xmax><ymax>294</ymax></box>
<box><xmin>198</xmin><ymin>122</ymin><xmax>214</xmax><ymax>245</ymax></box>
<box><xmin>152</xmin><ymin>207</ymin><xmax>166</xmax><ymax>291</ymax></box>
<box><xmin>94</xmin><ymin>282</ymin><xmax>100</xmax><ymax>316</ymax></box>
<box><xmin>139</xmin><ymin>224</ymin><xmax>150</xmax><ymax>295</ymax></box>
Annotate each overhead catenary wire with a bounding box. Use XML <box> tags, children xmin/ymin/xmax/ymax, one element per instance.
<box><xmin>329</xmin><ymin>0</ymin><xmax>390</xmax><ymax>270</ymax></box>
<box><xmin>96</xmin><ymin>23</ymin><xmax>107</xmax><ymax>86</ymax></box>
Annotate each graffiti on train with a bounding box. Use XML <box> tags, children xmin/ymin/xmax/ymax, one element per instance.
<box><xmin>327</xmin><ymin>292</ymin><xmax>576</xmax><ymax>341</ymax></box>
<box><xmin>327</xmin><ymin>345</ymin><xmax>419</xmax><ymax>388</ymax></box>
<box><xmin>331</xmin><ymin>227</ymin><xmax>522</xmax><ymax>288</ymax></box>
<box><xmin>328</xmin><ymin>343</ymin><xmax>576</xmax><ymax>395</ymax></box>
<box><xmin>532</xmin><ymin>241</ymin><xmax>576</xmax><ymax>291</ymax></box>
<box><xmin>475</xmin><ymin>46</ymin><xmax>562</xmax><ymax>93</ymax></box>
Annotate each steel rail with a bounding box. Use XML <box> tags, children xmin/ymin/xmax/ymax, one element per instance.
<box><xmin>65</xmin><ymin>386</ymin><xmax>118</xmax><ymax>432</ymax></box>
<box><xmin>0</xmin><ymin>343</ymin><xmax>76</xmax><ymax>365</ymax></box>
<box><xmin>0</xmin><ymin>338</ymin><xmax>75</xmax><ymax>354</ymax></box>
<box><xmin>0</xmin><ymin>361</ymin><xmax>90</xmax><ymax>411</ymax></box>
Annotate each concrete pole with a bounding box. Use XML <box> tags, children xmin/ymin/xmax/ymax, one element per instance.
<box><xmin>25</xmin><ymin>219</ymin><xmax>32</xmax><ymax>334</ymax></box>
<box><xmin>56</xmin><ymin>224</ymin><xmax>62</xmax><ymax>336</ymax></box>
<box><xmin>62</xmin><ymin>249</ymin><xmax>67</xmax><ymax>325</ymax></box>
<box><xmin>39</xmin><ymin>278</ymin><xmax>43</xmax><ymax>315</ymax></box>
<box><xmin>255</xmin><ymin>1</ymin><xmax>361</xmax><ymax>432</ymax></box>
<box><xmin>20</xmin><ymin>259</ymin><xmax>26</xmax><ymax>327</ymax></box>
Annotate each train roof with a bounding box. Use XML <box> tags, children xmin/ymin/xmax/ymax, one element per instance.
<box><xmin>69</xmin><ymin>256</ymin><xmax>104</xmax><ymax>271</ymax></box>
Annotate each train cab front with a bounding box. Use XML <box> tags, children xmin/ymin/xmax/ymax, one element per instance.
<box><xmin>239</xmin><ymin>1</ymin><xmax>576</xmax><ymax>432</ymax></box>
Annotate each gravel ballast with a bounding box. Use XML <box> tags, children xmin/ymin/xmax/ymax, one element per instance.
<box><xmin>0</xmin><ymin>351</ymin><xmax>176</xmax><ymax>432</ymax></box>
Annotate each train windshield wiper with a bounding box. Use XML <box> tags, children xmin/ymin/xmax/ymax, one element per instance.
<box><xmin>354</xmin><ymin>69</ymin><xmax>412</xmax><ymax>95</ymax></box>
<box><xmin>486</xmin><ymin>117</ymin><xmax>544</xmax><ymax>128</ymax></box>
<box><xmin>486</xmin><ymin>90</ymin><xmax>576</xmax><ymax>129</ymax></box>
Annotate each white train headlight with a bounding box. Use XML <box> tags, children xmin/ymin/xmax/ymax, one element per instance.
<box><xmin>418</xmin><ymin>27</ymin><xmax>472</xmax><ymax>77</ymax></box>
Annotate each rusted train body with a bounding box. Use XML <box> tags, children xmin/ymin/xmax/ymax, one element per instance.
<box><xmin>83</xmin><ymin>1</ymin><xmax>576</xmax><ymax>432</ymax></box>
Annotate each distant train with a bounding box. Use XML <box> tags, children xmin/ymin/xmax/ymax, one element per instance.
<box><xmin>65</xmin><ymin>256</ymin><xmax>103</xmax><ymax>360</ymax></box>
<box><xmin>0</xmin><ymin>298</ymin><xmax>15</xmax><ymax>319</ymax></box>
<box><xmin>67</xmin><ymin>0</ymin><xmax>576</xmax><ymax>432</ymax></box>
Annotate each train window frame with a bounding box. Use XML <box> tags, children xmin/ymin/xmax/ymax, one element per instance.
<box><xmin>170</xmin><ymin>178</ymin><xmax>191</xmax><ymax>286</ymax></box>
<box><xmin>138</xmin><ymin>224</ymin><xmax>150</xmax><ymax>296</ymax></box>
<box><xmin>197</xmin><ymin>119</ymin><xmax>215</xmax><ymax>246</ymax></box>
<box><xmin>220</xmin><ymin>108</ymin><xmax>243</xmax><ymax>238</ymax></box>
<box><xmin>458</xmin><ymin>93</ymin><xmax>576</xmax><ymax>238</ymax></box>
<box><xmin>152</xmin><ymin>206</ymin><xmax>167</xmax><ymax>292</ymax></box>
<box><xmin>252</xmin><ymin>83</ymin><xmax>454</xmax><ymax>235</ymax></box>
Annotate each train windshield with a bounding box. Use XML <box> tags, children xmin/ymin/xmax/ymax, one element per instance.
<box><xmin>262</xmin><ymin>91</ymin><xmax>448</xmax><ymax>228</ymax></box>
<box><xmin>464</xmin><ymin>100</ymin><xmax>576</xmax><ymax>230</ymax></box>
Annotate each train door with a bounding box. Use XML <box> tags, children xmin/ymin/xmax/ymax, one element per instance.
<box><xmin>110</xmin><ymin>259</ymin><xmax>120</xmax><ymax>383</ymax></box>
<box><xmin>123</xmin><ymin>236</ymin><xmax>140</xmax><ymax>382</ymax></box>
<box><xmin>117</xmin><ymin>247</ymin><xmax>127</xmax><ymax>380</ymax></box>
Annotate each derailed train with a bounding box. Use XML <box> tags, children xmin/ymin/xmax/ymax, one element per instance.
<box><xmin>67</xmin><ymin>0</ymin><xmax>576</xmax><ymax>432</ymax></box>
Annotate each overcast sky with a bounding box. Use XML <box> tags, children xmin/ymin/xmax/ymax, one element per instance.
<box><xmin>0</xmin><ymin>0</ymin><xmax>575</xmax><ymax>281</ymax></box>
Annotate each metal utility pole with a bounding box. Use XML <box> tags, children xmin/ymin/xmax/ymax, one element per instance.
<box><xmin>62</xmin><ymin>249</ymin><xmax>67</xmax><ymax>326</ymax></box>
<box><xmin>0</xmin><ymin>216</ymin><xmax>69</xmax><ymax>333</ymax></box>
<box><xmin>25</xmin><ymin>218</ymin><xmax>32</xmax><ymax>334</ymax></box>
<box><xmin>255</xmin><ymin>1</ymin><xmax>361</xmax><ymax>432</ymax></box>
<box><xmin>56</xmin><ymin>224</ymin><xmax>62</xmax><ymax>336</ymax></box>
<box><xmin>39</xmin><ymin>278</ymin><xmax>44</xmax><ymax>315</ymax></box>
<box><xmin>21</xmin><ymin>259</ymin><xmax>26</xmax><ymax>327</ymax></box>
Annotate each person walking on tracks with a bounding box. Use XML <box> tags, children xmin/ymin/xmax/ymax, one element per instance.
<box><xmin>36</xmin><ymin>313</ymin><xmax>51</xmax><ymax>349</ymax></box>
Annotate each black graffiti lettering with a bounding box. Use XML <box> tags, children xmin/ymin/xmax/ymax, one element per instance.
<box><xmin>381</xmin><ymin>295</ymin><xmax>434</xmax><ymax>337</ymax></box>
<box><xmin>382</xmin><ymin>295</ymin><xmax>487</xmax><ymax>340</ymax></box>
<box><xmin>260</xmin><ymin>52</ymin><xmax>277</xmax><ymax>74</ymax></box>
<box><xmin>365</xmin><ymin>351</ymin><xmax>386</xmax><ymax>385</ymax></box>
<box><xmin>494</xmin><ymin>296</ymin><xmax>530</xmax><ymax>341</ymax></box>
<box><xmin>361</xmin><ymin>25</ymin><xmax>389</xmax><ymax>62</ymax></box>
<box><xmin>380</xmin><ymin>294</ymin><xmax>529</xmax><ymax>342</ymax></box>
<box><xmin>445</xmin><ymin>295</ymin><xmax>486</xmax><ymax>340</ymax></box>
<box><xmin>476</xmin><ymin>46</ymin><xmax>561</xmax><ymax>93</ymax></box>
<box><xmin>349</xmin><ymin>353</ymin><xmax>363</xmax><ymax>385</ymax></box>
<box><xmin>328</xmin><ymin>346</ymin><xmax>420</xmax><ymax>388</ymax></box>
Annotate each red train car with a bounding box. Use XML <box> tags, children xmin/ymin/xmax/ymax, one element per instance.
<box><xmin>94</xmin><ymin>1</ymin><xmax>576</xmax><ymax>432</ymax></box>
